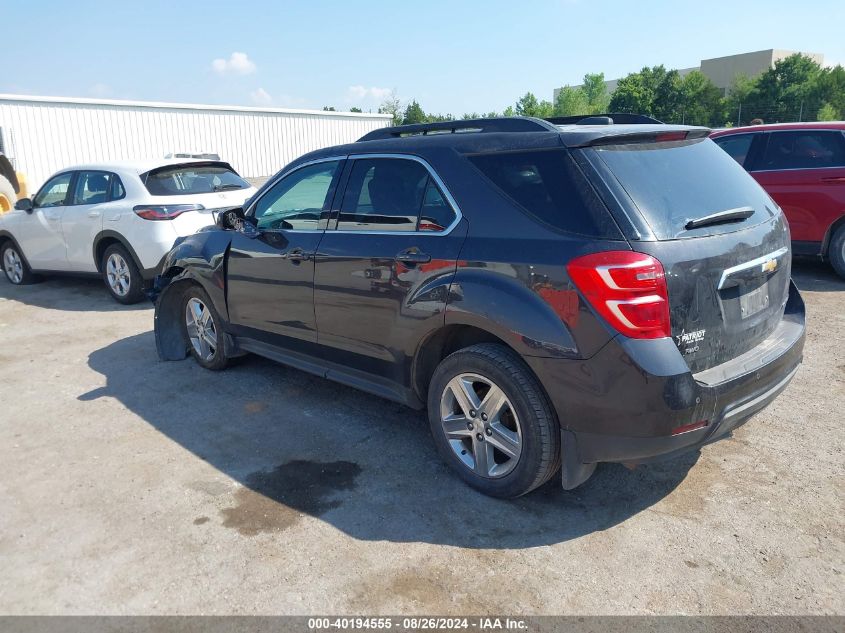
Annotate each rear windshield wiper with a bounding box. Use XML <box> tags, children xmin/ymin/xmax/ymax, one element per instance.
<box><xmin>684</xmin><ymin>206</ymin><xmax>754</xmax><ymax>231</ymax></box>
<box><xmin>213</xmin><ymin>183</ymin><xmax>244</xmax><ymax>191</ymax></box>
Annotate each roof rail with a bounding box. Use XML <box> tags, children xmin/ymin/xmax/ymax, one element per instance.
<box><xmin>357</xmin><ymin>116</ymin><xmax>559</xmax><ymax>142</ymax></box>
<box><xmin>546</xmin><ymin>113</ymin><xmax>664</xmax><ymax>125</ymax></box>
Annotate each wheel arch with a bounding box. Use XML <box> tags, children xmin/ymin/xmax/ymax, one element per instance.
<box><xmin>412</xmin><ymin>323</ymin><xmax>532</xmax><ymax>405</ymax></box>
<box><xmin>822</xmin><ymin>212</ymin><xmax>845</xmax><ymax>259</ymax></box>
<box><xmin>0</xmin><ymin>230</ymin><xmax>32</xmax><ymax>269</ymax></box>
<box><xmin>92</xmin><ymin>230</ymin><xmax>144</xmax><ymax>274</ymax></box>
<box><xmin>154</xmin><ymin>276</ymin><xmax>201</xmax><ymax>361</ymax></box>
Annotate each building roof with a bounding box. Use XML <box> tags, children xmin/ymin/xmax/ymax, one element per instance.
<box><xmin>0</xmin><ymin>93</ymin><xmax>392</xmax><ymax>120</ymax></box>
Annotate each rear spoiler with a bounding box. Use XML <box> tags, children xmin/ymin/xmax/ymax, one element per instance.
<box><xmin>140</xmin><ymin>161</ymin><xmax>236</xmax><ymax>183</ymax></box>
<box><xmin>562</xmin><ymin>127</ymin><xmax>712</xmax><ymax>148</ymax></box>
<box><xmin>546</xmin><ymin>113</ymin><xmax>664</xmax><ymax>126</ymax></box>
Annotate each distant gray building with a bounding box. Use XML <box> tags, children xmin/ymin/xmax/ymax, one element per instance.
<box><xmin>554</xmin><ymin>48</ymin><xmax>825</xmax><ymax>101</ymax></box>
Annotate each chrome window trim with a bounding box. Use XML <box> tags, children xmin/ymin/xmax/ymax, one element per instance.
<box><xmin>330</xmin><ymin>153</ymin><xmax>464</xmax><ymax>236</ymax></box>
<box><xmin>245</xmin><ymin>155</ymin><xmax>348</xmax><ymax>233</ymax></box>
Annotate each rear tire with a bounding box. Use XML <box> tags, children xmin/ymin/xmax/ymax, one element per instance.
<box><xmin>180</xmin><ymin>285</ymin><xmax>229</xmax><ymax>371</ymax></box>
<box><xmin>829</xmin><ymin>224</ymin><xmax>845</xmax><ymax>280</ymax></box>
<box><xmin>1</xmin><ymin>241</ymin><xmax>36</xmax><ymax>285</ymax></box>
<box><xmin>101</xmin><ymin>244</ymin><xmax>145</xmax><ymax>304</ymax></box>
<box><xmin>427</xmin><ymin>343</ymin><xmax>561</xmax><ymax>498</ymax></box>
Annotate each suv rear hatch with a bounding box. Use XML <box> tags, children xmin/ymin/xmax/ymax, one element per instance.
<box><xmin>577</xmin><ymin>131</ymin><xmax>792</xmax><ymax>373</ymax></box>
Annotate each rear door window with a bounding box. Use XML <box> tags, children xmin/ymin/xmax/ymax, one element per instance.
<box><xmin>713</xmin><ymin>134</ymin><xmax>755</xmax><ymax>167</ymax></box>
<box><xmin>72</xmin><ymin>171</ymin><xmax>112</xmax><ymax>205</ymax></box>
<box><xmin>467</xmin><ymin>149</ymin><xmax>617</xmax><ymax>237</ymax></box>
<box><xmin>143</xmin><ymin>163</ymin><xmax>249</xmax><ymax>196</ymax></box>
<box><xmin>757</xmin><ymin>131</ymin><xmax>845</xmax><ymax>170</ymax></box>
<box><xmin>338</xmin><ymin>158</ymin><xmax>448</xmax><ymax>232</ymax></box>
<box><xmin>590</xmin><ymin>138</ymin><xmax>775</xmax><ymax>240</ymax></box>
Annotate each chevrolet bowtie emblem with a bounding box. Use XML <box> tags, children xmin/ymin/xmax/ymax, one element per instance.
<box><xmin>761</xmin><ymin>258</ymin><xmax>778</xmax><ymax>273</ymax></box>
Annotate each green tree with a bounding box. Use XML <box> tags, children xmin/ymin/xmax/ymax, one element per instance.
<box><xmin>378</xmin><ymin>91</ymin><xmax>403</xmax><ymax>126</ymax></box>
<box><xmin>401</xmin><ymin>99</ymin><xmax>427</xmax><ymax>125</ymax></box>
<box><xmin>725</xmin><ymin>73</ymin><xmax>756</xmax><ymax>126</ymax></box>
<box><xmin>515</xmin><ymin>92</ymin><xmax>540</xmax><ymax>116</ymax></box>
<box><xmin>680</xmin><ymin>71</ymin><xmax>723</xmax><ymax>126</ymax></box>
<box><xmin>553</xmin><ymin>86</ymin><xmax>588</xmax><ymax>116</ymax></box>
<box><xmin>322</xmin><ymin>106</ymin><xmax>336</xmax><ymax>111</ymax></box>
<box><xmin>581</xmin><ymin>73</ymin><xmax>610</xmax><ymax>113</ymax></box>
<box><xmin>747</xmin><ymin>54</ymin><xmax>822</xmax><ymax>122</ymax></box>
<box><xmin>515</xmin><ymin>91</ymin><xmax>554</xmax><ymax>118</ymax></box>
<box><xmin>608</xmin><ymin>66</ymin><xmax>660</xmax><ymax>115</ymax></box>
<box><xmin>349</xmin><ymin>107</ymin><xmax>362</xmax><ymax>113</ymax></box>
<box><xmin>816</xmin><ymin>65</ymin><xmax>845</xmax><ymax>120</ymax></box>
<box><xmin>818</xmin><ymin>102</ymin><xmax>839</xmax><ymax>121</ymax></box>
<box><xmin>502</xmin><ymin>105</ymin><xmax>516</xmax><ymax>117</ymax></box>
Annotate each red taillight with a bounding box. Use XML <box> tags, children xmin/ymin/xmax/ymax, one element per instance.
<box><xmin>566</xmin><ymin>251</ymin><xmax>671</xmax><ymax>339</ymax></box>
<box><xmin>133</xmin><ymin>204</ymin><xmax>203</xmax><ymax>220</ymax></box>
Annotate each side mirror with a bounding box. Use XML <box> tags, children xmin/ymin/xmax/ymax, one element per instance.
<box><xmin>216</xmin><ymin>207</ymin><xmax>260</xmax><ymax>239</ymax></box>
<box><xmin>14</xmin><ymin>198</ymin><xmax>33</xmax><ymax>213</ymax></box>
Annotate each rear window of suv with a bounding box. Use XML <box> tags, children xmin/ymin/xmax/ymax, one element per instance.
<box><xmin>142</xmin><ymin>163</ymin><xmax>249</xmax><ymax>196</ymax></box>
<box><xmin>590</xmin><ymin>138</ymin><xmax>775</xmax><ymax>240</ymax></box>
<box><xmin>467</xmin><ymin>149</ymin><xmax>620</xmax><ymax>238</ymax></box>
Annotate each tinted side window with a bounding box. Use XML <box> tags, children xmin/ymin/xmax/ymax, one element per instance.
<box><xmin>111</xmin><ymin>175</ymin><xmax>126</xmax><ymax>200</ymax></box>
<box><xmin>33</xmin><ymin>172</ymin><xmax>73</xmax><ymax>208</ymax></box>
<box><xmin>253</xmin><ymin>161</ymin><xmax>340</xmax><ymax>231</ymax></box>
<box><xmin>759</xmin><ymin>131</ymin><xmax>845</xmax><ymax>170</ymax></box>
<box><xmin>338</xmin><ymin>158</ymin><xmax>429</xmax><ymax>232</ymax></box>
<box><xmin>143</xmin><ymin>165</ymin><xmax>249</xmax><ymax>195</ymax></box>
<box><xmin>468</xmin><ymin>149</ymin><xmax>612</xmax><ymax>237</ymax></box>
<box><xmin>419</xmin><ymin>178</ymin><xmax>457</xmax><ymax>231</ymax></box>
<box><xmin>714</xmin><ymin>134</ymin><xmax>754</xmax><ymax>167</ymax></box>
<box><xmin>72</xmin><ymin>171</ymin><xmax>112</xmax><ymax>205</ymax></box>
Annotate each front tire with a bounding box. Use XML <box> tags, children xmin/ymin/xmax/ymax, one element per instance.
<box><xmin>101</xmin><ymin>244</ymin><xmax>145</xmax><ymax>304</ymax></box>
<box><xmin>828</xmin><ymin>224</ymin><xmax>845</xmax><ymax>280</ymax></box>
<box><xmin>1</xmin><ymin>242</ymin><xmax>36</xmax><ymax>285</ymax></box>
<box><xmin>427</xmin><ymin>343</ymin><xmax>561</xmax><ymax>498</ymax></box>
<box><xmin>181</xmin><ymin>285</ymin><xmax>229</xmax><ymax>370</ymax></box>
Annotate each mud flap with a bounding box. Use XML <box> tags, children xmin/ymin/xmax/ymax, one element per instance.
<box><xmin>153</xmin><ymin>280</ymin><xmax>189</xmax><ymax>361</ymax></box>
<box><xmin>561</xmin><ymin>429</ymin><xmax>597</xmax><ymax>490</ymax></box>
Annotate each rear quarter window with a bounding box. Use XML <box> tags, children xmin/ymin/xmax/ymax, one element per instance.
<box><xmin>467</xmin><ymin>149</ymin><xmax>620</xmax><ymax>238</ymax></box>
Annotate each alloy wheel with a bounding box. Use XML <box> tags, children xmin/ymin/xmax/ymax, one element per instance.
<box><xmin>439</xmin><ymin>373</ymin><xmax>523</xmax><ymax>478</ymax></box>
<box><xmin>185</xmin><ymin>297</ymin><xmax>218</xmax><ymax>362</ymax></box>
<box><xmin>106</xmin><ymin>253</ymin><xmax>131</xmax><ymax>297</ymax></box>
<box><xmin>3</xmin><ymin>247</ymin><xmax>23</xmax><ymax>284</ymax></box>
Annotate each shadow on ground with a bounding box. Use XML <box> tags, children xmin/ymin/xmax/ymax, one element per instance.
<box><xmin>82</xmin><ymin>331</ymin><xmax>699</xmax><ymax>548</ymax></box>
<box><xmin>791</xmin><ymin>259</ymin><xmax>844</xmax><ymax>293</ymax></box>
<box><xmin>0</xmin><ymin>276</ymin><xmax>150</xmax><ymax>311</ymax></box>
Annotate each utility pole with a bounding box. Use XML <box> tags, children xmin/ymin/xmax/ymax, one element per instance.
<box><xmin>798</xmin><ymin>100</ymin><xmax>804</xmax><ymax>122</ymax></box>
<box><xmin>737</xmin><ymin>102</ymin><xmax>742</xmax><ymax>126</ymax></box>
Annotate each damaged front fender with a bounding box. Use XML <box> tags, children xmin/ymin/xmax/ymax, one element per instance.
<box><xmin>152</xmin><ymin>229</ymin><xmax>234</xmax><ymax>361</ymax></box>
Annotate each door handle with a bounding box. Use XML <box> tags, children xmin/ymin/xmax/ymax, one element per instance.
<box><xmin>395</xmin><ymin>248</ymin><xmax>431</xmax><ymax>265</ymax></box>
<box><xmin>284</xmin><ymin>247</ymin><xmax>311</xmax><ymax>263</ymax></box>
<box><xmin>88</xmin><ymin>211</ymin><xmax>101</xmax><ymax>218</ymax></box>
<box><xmin>821</xmin><ymin>176</ymin><xmax>845</xmax><ymax>183</ymax></box>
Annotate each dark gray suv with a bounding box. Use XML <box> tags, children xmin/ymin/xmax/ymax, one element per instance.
<box><xmin>151</xmin><ymin>116</ymin><xmax>805</xmax><ymax>498</ymax></box>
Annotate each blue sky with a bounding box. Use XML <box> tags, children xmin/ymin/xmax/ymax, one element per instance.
<box><xmin>3</xmin><ymin>0</ymin><xmax>844</xmax><ymax>114</ymax></box>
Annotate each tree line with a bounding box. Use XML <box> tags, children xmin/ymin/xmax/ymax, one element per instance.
<box><xmin>356</xmin><ymin>54</ymin><xmax>844</xmax><ymax>128</ymax></box>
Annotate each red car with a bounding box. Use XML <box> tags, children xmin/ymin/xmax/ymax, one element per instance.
<box><xmin>711</xmin><ymin>122</ymin><xmax>845</xmax><ymax>278</ymax></box>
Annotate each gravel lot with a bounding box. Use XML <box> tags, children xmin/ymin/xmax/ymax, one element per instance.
<box><xmin>0</xmin><ymin>260</ymin><xmax>842</xmax><ymax>615</ymax></box>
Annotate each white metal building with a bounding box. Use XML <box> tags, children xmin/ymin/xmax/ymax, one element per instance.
<box><xmin>0</xmin><ymin>94</ymin><xmax>392</xmax><ymax>190</ymax></box>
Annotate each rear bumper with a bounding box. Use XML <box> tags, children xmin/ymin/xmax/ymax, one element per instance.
<box><xmin>526</xmin><ymin>279</ymin><xmax>805</xmax><ymax>469</ymax></box>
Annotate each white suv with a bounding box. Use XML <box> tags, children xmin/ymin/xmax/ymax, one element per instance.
<box><xmin>0</xmin><ymin>160</ymin><xmax>256</xmax><ymax>303</ymax></box>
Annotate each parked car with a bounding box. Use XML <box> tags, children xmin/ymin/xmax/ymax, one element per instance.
<box><xmin>152</xmin><ymin>117</ymin><xmax>805</xmax><ymax>498</ymax></box>
<box><xmin>710</xmin><ymin>122</ymin><xmax>845</xmax><ymax>278</ymax></box>
<box><xmin>0</xmin><ymin>160</ymin><xmax>256</xmax><ymax>303</ymax></box>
